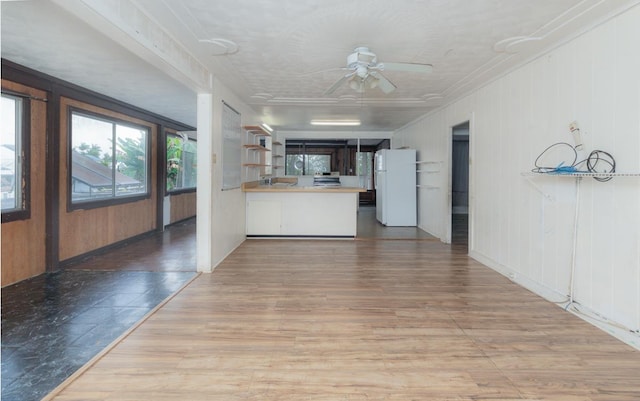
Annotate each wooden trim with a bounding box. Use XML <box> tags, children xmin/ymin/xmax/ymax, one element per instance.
<box><xmin>1</xmin><ymin>60</ymin><xmax>54</xmax><ymax>93</ymax></box>
<box><xmin>157</xmin><ymin>124</ymin><xmax>167</xmax><ymax>230</ymax></box>
<box><xmin>47</xmin><ymin>87</ymin><xmax>61</xmax><ymax>271</ymax></box>
<box><xmin>0</xmin><ymin>90</ymin><xmax>31</xmax><ymax>223</ymax></box>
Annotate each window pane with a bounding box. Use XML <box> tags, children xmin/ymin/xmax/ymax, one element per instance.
<box><xmin>167</xmin><ymin>135</ymin><xmax>181</xmax><ymax>190</ymax></box>
<box><xmin>71</xmin><ymin>113</ymin><xmax>114</xmax><ymax>201</ymax></box>
<box><xmin>357</xmin><ymin>152</ymin><xmax>373</xmax><ymax>189</ymax></box>
<box><xmin>1</xmin><ymin>95</ymin><xmax>22</xmax><ymax>211</ymax></box>
<box><xmin>115</xmin><ymin>124</ymin><xmax>147</xmax><ymax>196</ymax></box>
<box><xmin>167</xmin><ymin>134</ymin><xmax>197</xmax><ymax>191</ymax></box>
<box><xmin>286</xmin><ymin>154</ymin><xmax>304</xmax><ymax>175</ymax></box>
<box><xmin>181</xmin><ymin>138</ymin><xmax>197</xmax><ymax>189</ymax></box>
<box><xmin>305</xmin><ymin>155</ymin><xmax>330</xmax><ymax>175</ymax></box>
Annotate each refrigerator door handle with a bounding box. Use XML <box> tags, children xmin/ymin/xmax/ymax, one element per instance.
<box><xmin>374</xmin><ymin>170</ymin><xmax>385</xmax><ymax>189</ymax></box>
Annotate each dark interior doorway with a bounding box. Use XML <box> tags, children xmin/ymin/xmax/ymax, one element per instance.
<box><xmin>451</xmin><ymin>122</ymin><xmax>469</xmax><ymax>247</ymax></box>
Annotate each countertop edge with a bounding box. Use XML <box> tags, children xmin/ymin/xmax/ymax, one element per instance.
<box><xmin>243</xmin><ymin>185</ymin><xmax>366</xmax><ymax>193</ymax></box>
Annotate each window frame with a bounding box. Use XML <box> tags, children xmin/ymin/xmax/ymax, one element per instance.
<box><xmin>67</xmin><ymin>106</ymin><xmax>151</xmax><ymax>211</ymax></box>
<box><xmin>1</xmin><ymin>90</ymin><xmax>31</xmax><ymax>223</ymax></box>
<box><xmin>165</xmin><ymin>132</ymin><xmax>197</xmax><ymax>195</ymax></box>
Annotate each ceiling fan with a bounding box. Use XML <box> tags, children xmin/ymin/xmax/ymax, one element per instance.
<box><xmin>324</xmin><ymin>47</ymin><xmax>433</xmax><ymax>95</ymax></box>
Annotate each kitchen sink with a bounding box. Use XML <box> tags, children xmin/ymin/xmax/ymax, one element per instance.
<box><xmin>270</xmin><ymin>182</ymin><xmax>296</xmax><ymax>187</ymax></box>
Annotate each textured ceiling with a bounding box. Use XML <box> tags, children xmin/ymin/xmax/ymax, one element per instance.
<box><xmin>2</xmin><ymin>0</ymin><xmax>634</xmax><ymax>132</ymax></box>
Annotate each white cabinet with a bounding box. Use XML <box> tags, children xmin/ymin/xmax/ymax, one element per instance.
<box><xmin>246</xmin><ymin>199</ymin><xmax>281</xmax><ymax>235</ymax></box>
<box><xmin>245</xmin><ymin>191</ymin><xmax>359</xmax><ymax>237</ymax></box>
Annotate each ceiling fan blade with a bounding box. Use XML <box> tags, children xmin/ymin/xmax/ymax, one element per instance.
<box><xmin>371</xmin><ymin>72</ymin><xmax>396</xmax><ymax>94</ymax></box>
<box><xmin>324</xmin><ymin>74</ymin><xmax>351</xmax><ymax>95</ymax></box>
<box><xmin>380</xmin><ymin>62</ymin><xmax>433</xmax><ymax>73</ymax></box>
<box><xmin>299</xmin><ymin>67</ymin><xmax>350</xmax><ymax>77</ymax></box>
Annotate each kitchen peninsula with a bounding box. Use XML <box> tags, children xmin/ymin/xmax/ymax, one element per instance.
<box><xmin>243</xmin><ymin>178</ymin><xmax>365</xmax><ymax>238</ymax></box>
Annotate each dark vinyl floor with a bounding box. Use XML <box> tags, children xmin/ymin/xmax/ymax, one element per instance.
<box><xmin>1</xmin><ymin>219</ymin><xmax>198</xmax><ymax>401</ymax></box>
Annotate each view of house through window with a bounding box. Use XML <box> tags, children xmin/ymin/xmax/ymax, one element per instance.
<box><xmin>167</xmin><ymin>132</ymin><xmax>197</xmax><ymax>191</ymax></box>
<box><xmin>1</xmin><ymin>93</ymin><xmax>23</xmax><ymax>212</ymax></box>
<box><xmin>71</xmin><ymin>111</ymin><xmax>149</xmax><ymax>203</ymax></box>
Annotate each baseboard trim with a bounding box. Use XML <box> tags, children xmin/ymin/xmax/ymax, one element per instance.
<box><xmin>247</xmin><ymin>235</ymin><xmax>355</xmax><ymax>240</ymax></box>
<box><xmin>469</xmin><ymin>250</ymin><xmax>640</xmax><ymax>350</ymax></box>
<box><xmin>59</xmin><ymin>230</ymin><xmax>158</xmax><ymax>269</ymax></box>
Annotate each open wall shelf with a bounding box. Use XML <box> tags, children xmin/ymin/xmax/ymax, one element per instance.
<box><xmin>522</xmin><ymin>172</ymin><xmax>640</xmax><ymax>178</ymax></box>
<box><xmin>242</xmin><ymin>125</ymin><xmax>271</xmax><ymax>136</ymax></box>
<box><xmin>243</xmin><ymin>144</ymin><xmax>270</xmax><ymax>151</ymax></box>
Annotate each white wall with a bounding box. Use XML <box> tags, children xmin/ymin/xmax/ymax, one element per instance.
<box><xmin>394</xmin><ymin>5</ymin><xmax>640</xmax><ymax>344</ymax></box>
<box><xmin>197</xmin><ymin>78</ymin><xmax>259</xmax><ymax>272</ymax></box>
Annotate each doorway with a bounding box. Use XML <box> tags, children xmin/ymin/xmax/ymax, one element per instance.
<box><xmin>451</xmin><ymin>122</ymin><xmax>469</xmax><ymax>247</ymax></box>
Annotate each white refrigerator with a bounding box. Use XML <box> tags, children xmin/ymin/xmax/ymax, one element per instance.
<box><xmin>374</xmin><ymin>149</ymin><xmax>417</xmax><ymax>226</ymax></box>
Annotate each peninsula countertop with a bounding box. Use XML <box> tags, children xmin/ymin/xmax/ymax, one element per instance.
<box><xmin>242</xmin><ymin>179</ymin><xmax>366</xmax><ymax>193</ymax></box>
<box><xmin>243</xmin><ymin>178</ymin><xmax>364</xmax><ymax>237</ymax></box>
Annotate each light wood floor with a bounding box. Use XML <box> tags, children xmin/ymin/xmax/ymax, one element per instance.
<box><xmin>48</xmin><ymin>239</ymin><xmax>639</xmax><ymax>400</ymax></box>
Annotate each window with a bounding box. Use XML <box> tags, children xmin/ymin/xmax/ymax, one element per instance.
<box><xmin>1</xmin><ymin>92</ymin><xmax>29</xmax><ymax>221</ymax></box>
<box><xmin>356</xmin><ymin>151</ymin><xmax>374</xmax><ymax>190</ymax></box>
<box><xmin>285</xmin><ymin>154</ymin><xmax>331</xmax><ymax>176</ymax></box>
<box><xmin>167</xmin><ymin>133</ymin><xmax>197</xmax><ymax>192</ymax></box>
<box><xmin>70</xmin><ymin>110</ymin><xmax>149</xmax><ymax>206</ymax></box>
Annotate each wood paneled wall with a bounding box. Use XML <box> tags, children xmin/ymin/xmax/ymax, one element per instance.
<box><xmin>2</xmin><ymin>61</ymin><xmax>195</xmax><ymax>285</ymax></box>
<box><xmin>1</xmin><ymin>80</ymin><xmax>48</xmax><ymax>286</ymax></box>
<box><xmin>58</xmin><ymin>97</ymin><xmax>158</xmax><ymax>261</ymax></box>
<box><xmin>169</xmin><ymin>192</ymin><xmax>196</xmax><ymax>224</ymax></box>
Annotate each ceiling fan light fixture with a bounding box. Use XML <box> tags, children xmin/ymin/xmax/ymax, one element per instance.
<box><xmin>310</xmin><ymin>119</ymin><xmax>361</xmax><ymax>126</ymax></box>
<box><xmin>365</xmin><ymin>75</ymin><xmax>379</xmax><ymax>89</ymax></box>
<box><xmin>348</xmin><ymin>74</ymin><xmax>379</xmax><ymax>93</ymax></box>
<box><xmin>348</xmin><ymin>78</ymin><xmax>365</xmax><ymax>92</ymax></box>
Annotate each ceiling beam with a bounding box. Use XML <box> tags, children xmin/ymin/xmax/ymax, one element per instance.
<box><xmin>52</xmin><ymin>0</ymin><xmax>212</xmax><ymax>93</ymax></box>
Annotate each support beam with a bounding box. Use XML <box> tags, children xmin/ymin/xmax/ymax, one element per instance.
<box><xmin>196</xmin><ymin>93</ymin><xmax>214</xmax><ymax>272</ymax></box>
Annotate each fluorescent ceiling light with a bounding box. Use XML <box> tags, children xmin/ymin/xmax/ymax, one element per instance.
<box><xmin>310</xmin><ymin>120</ymin><xmax>361</xmax><ymax>126</ymax></box>
<box><xmin>260</xmin><ymin>123</ymin><xmax>273</xmax><ymax>132</ymax></box>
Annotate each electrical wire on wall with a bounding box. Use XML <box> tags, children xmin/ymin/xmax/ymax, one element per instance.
<box><xmin>528</xmin><ymin>122</ymin><xmax>638</xmax><ymax>340</ymax></box>
<box><xmin>532</xmin><ymin>143</ymin><xmax>616</xmax><ymax>181</ymax></box>
<box><xmin>586</xmin><ymin>149</ymin><xmax>616</xmax><ymax>182</ymax></box>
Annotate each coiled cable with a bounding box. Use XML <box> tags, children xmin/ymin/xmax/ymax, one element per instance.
<box><xmin>533</xmin><ymin>142</ymin><xmax>616</xmax><ymax>181</ymax></box>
